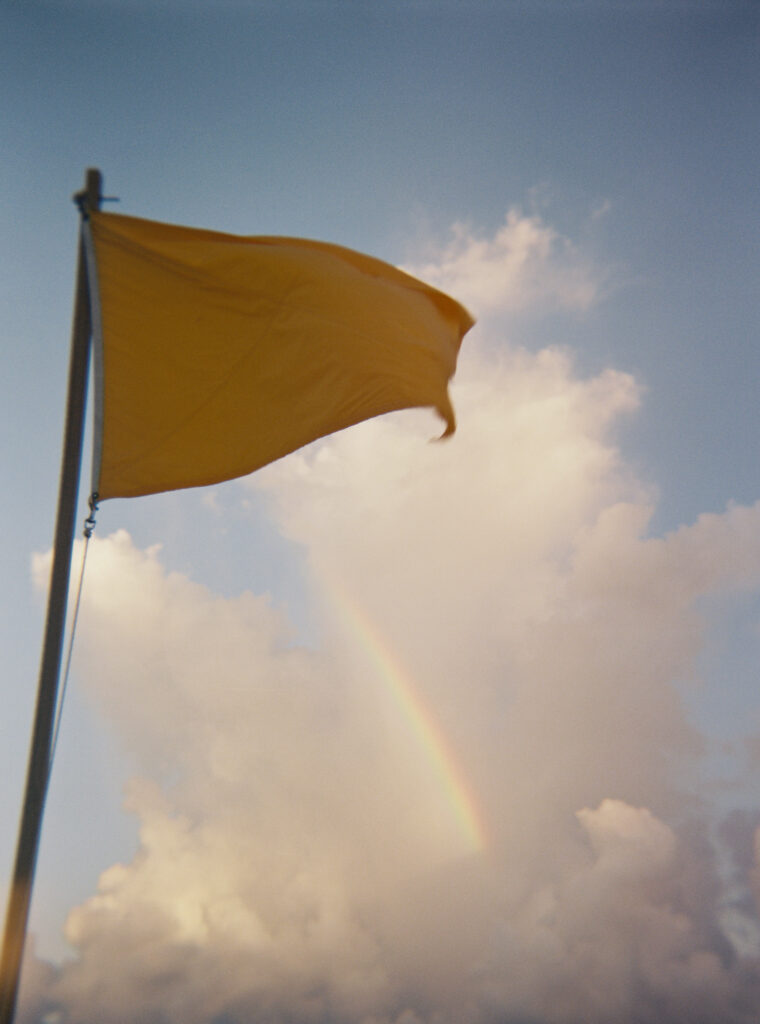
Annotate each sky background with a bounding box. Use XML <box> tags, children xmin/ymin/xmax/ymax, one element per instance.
<box><xmin>2</xmin><ymin>1</ymin><xmax>760</xmax><ymax>1022</ymax></box>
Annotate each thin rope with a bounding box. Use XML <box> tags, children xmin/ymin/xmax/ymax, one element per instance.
<box><xmin>48</xmin><ymin>496</ymin><xmax>98</xmax><ymax>773</ymax></box>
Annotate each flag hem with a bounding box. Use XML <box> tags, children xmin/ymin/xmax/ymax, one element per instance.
<box><xmin>83</xmin><ymin>219</ymin><xmax>105</xmax><ymax>499</ymax></box>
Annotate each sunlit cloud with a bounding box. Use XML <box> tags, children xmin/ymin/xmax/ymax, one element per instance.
<box><xmin>403</xmin><ymin>208</ymin><xmax>606</xmax><ymax>318</ymax></box>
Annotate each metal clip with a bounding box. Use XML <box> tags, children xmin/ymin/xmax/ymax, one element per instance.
<box><xmin>84</xmin><ymin>493</ymin><xmax>99</xmax><ymax>538</ymax></box>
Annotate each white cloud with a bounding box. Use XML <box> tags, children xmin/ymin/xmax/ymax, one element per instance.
<box><xmin>18</xmin><ymin>211</ymin><xmax>760</xmax><ymax>1023</ymax></box>
<box><xmin>403</xmin><ymin>208</ymin><xmax>606</xmax><ymax>318</ymax></box>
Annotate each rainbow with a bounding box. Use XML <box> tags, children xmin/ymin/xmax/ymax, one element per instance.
<box><xmin>323</xmin><ymin>576</ymin><xmax>487</xmax><ymax>854</ymax></box>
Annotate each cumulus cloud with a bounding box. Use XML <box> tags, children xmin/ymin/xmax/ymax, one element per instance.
<box><xmin>18</xmin><ymin>212</ymin><xmax>760</xmax><ymax>1023</ymax></box>
<box><xmin>403</xmin><ymin>208</ymin><xmax>606</xmax><ymax>318</ymax></box>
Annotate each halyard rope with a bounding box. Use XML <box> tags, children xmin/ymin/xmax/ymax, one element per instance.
<box><xmin>48</xmin><ymin>496</ymin><xmax>98</xmax><ymax>775</ymax></box>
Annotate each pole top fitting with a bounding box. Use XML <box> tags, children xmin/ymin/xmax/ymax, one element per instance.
<box><xmin>73</xmin><ymin>168</ymin><xmax>103</xmax><ymax>220</ymax></box>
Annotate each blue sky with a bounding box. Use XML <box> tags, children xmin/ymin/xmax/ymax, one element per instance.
<box><xmin>2</xmin><ymin>2</ymin><xmax>760</xmax><ymax>1022</ymax></box>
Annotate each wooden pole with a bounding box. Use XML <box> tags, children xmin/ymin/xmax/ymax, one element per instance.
<box><xmin>0</xmin><ymin>169</ymin><xmax>102</xmax><ymax>1024</ymax></box>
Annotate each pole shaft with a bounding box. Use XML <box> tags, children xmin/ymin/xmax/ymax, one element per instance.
<box><xmin>0</xmin><ymin>169</ymin><xmax>102</xmax><ymax>1024</ymax></box>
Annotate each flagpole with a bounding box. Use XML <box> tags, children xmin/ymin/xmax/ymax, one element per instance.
<box><xmin>0</xmin><ymin>169</ymin><xmax>102</xmax><ymax>1024</ymax></box>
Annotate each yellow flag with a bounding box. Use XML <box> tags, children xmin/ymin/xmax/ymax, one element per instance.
<box><xmin>86</xmin><ymin>212</ymin><xmax>474</xmax><ymax>500</ymax></box>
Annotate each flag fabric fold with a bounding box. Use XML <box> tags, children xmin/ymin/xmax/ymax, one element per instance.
<box><xmin>86</xmin><ymin>211</ymin><xmax>474</xmax><ymax>500</ymax></box>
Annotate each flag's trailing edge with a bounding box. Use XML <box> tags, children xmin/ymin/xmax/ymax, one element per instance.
<box><xmin>84</xmin><ymin>211</ymin><xmax>474</xmax><ymax>501</ymax></box>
